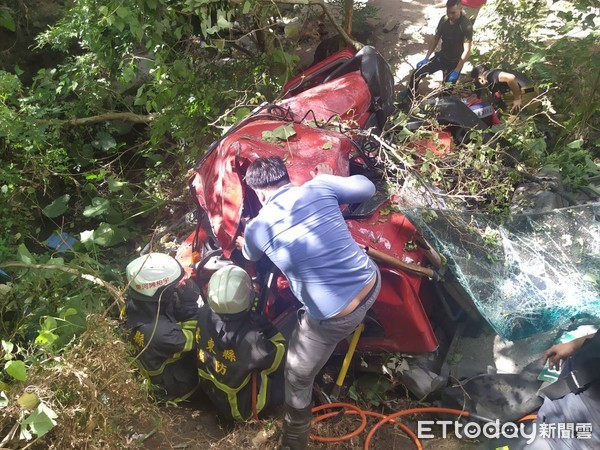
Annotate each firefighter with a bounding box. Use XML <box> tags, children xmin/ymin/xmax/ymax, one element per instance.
<box><xmin>195</xmin><ymin>265</ymin><xmax>286</xmax><ymax>421</ymax></box>
<box><xmin>124</xmin><ymin>253</ymin><xmax>201</xmax><ymax>401</ymax></box>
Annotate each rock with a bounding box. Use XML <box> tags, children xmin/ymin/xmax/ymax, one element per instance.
<box><xmin>383</xmin><ymin>19</ymin><xmax>398</xmax><ymax>33</ymax></box>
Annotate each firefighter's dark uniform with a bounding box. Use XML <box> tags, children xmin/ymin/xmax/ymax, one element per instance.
<box><xmin>195</xmin><ymin>305</ymin><xmax>286</xmax><ymax>421</ymax></box>
<box><xmin>124</xmin><ymin>279</ymin><xmax>201</xmax><ymax>401</ymax></box>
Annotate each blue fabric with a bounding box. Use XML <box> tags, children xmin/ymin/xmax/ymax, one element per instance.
<box><xmin>243</xmin><ymin>174</ymin><xmax>377</xmax><ymax>320</ymax></box>
<box><xmin>285</xmin><ymin>269</ymin><xmax>381</xmax><ymax>409</ymax></box>
<box><xmin>447</xmin><ymin>70</ymin><xmax>460</xmax><ymax>83</ymax></box>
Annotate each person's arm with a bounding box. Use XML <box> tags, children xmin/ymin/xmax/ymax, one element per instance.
<box><xmin>311</xmin><ymin>163</ymin><xmax>376</xmax><ymax>203</ymax></box>
<box><xmin>237</xmin><ymin>235</ymin><xmax>263</xmax><ymax>262</ymax></box>
<box><xmin>453</xmin><ymin>39</ymin><xmax>472</xmax><ymax>73</ymax></box>
<box><xmin>497</xmin><ymin>71</ymin><xmax>522</xmax><ymax>113</ymax></box>
<box><xmin>543</xmin><ymin>332</ymin><xmax>596</xmax><ymax>371</ymax></box>
<box><xmin>236</xmin><ymin>222</ymin><xmax>264</xmax><ymax>262</ymax></box>
<box><xmin>311</xmin><ymin>164</ymin><xmax>375</xmax><ymax>204</ymax></box>
<box><xmin>425</xmin><ymin>34</ymin><xmax>441</xmax><ymax>60</ymax></box>
<box><xmin>246</xmin><ymin>328</ymin><xmax>285</xmax><ymax>372</ymax></box>
<box><xmin>452</xmin><ymin>17</ymin><xmax>473</xmax><ymax>74</ymax></box>
<box><xmin>136</xmin><ymin>320</ymin><xmax>195</xmax><ymax>358</ymax></box>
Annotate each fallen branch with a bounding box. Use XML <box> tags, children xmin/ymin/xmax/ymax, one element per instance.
<box><xmin>267</xmin><ymin>0</ymin><xmax>364</xmax><ymax>51</ymax></box>
<box><xmin>0</xmin><ymin>262</ymin><xmax>124</xmax><ymax>309</ymax></box>
<box><xmin>57</xmin><ymin>112</ymin><xmax>156</xmax><ymax>127</ymax></box>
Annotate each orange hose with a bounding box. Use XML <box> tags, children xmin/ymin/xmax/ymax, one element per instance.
<box><xmin>364</xmin><ymin>406</ymin><xmax>470</xmax><ymax>450</ymax></box>
<box><xmin>309</xmin><ymin>402</ymin><xmax>471</xmax><ymax>450</ymax></box>
<box><xmin>310</xmin><ymin>402</ymin><xmax>367</xmax><ymax>442</ymax></box>
<box><xmin>518</xmin><ymin>414</ymin><xmax>537</xmax><ymax>422</ymax></box>
<box><xmin>311</xmin><ymin>406</ymin><xmax>420</xmax><ymax>448</ymax></box>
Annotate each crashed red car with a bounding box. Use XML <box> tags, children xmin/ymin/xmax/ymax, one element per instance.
<box><xmin>176</xmin><ymin>46</ymin><xmax>477</xmax><ymax>357</ymax></box>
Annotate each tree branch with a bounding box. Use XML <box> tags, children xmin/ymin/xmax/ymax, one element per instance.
<box><xmin>0</xmin><ymin>262</ymin><xmax>125</xmax><ymax>308</ymax></box>
<box><xmin>266</xmin><ymin>0</ymin><xmax>364</xmax><ymax>51</ymax></box>
<box><xmin>57</xmin><ymin>112</ymin><xmax>156</xmax><ymax>127</ymax></box>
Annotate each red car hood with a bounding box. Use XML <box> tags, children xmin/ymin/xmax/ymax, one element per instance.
<box><xmin>190</xmin><ymin>119</ymin><xmax>355</xmax><ymax>257</ymax></box>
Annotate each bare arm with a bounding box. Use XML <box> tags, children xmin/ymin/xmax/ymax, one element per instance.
<box><xmin>498</xmin><ymin>71</ymin><xmax>522</xmax><ymax>112</ymax></box>
<box><xmin>425</xmin><ymin>34</ymin><xmax>441</xmax><ymax>59</ymax></box>
<box><xmin>543</xmin><ymin>333</ymin><xmax>596</xmax><ymax>371</ymax></box>
<box><xmin>454</xmin><ymin>40</ymin><xmax>472</xmax><ymax>73</ymax></box>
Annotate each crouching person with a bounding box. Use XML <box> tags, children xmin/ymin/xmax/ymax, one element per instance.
<box><xmin>196</xmin><ymin>265</ymin><xmax>286</xmax><ymax>421</ymax></box>
<box><xmin>124</xmin><ymin>253</ymin><xmax>201</xmax><ymax>401</ymax></box>
<box><xmin>471</xmin><ymin>64</ymin><xmax>540</xmax><ymax>114</ymax></box>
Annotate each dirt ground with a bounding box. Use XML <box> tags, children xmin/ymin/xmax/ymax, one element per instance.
<box><xmin>140</xmin><ymin>1</ymin><xmax>488</xmax><ymax>449</ymax></box>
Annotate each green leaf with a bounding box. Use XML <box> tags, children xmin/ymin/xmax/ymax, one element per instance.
<box><xmin>262</xmin><ymin>124</ymin><xmax>296</xmax><ymax>143</ymax></box>
<box><xmin>0</xmin><ymin>9</ymin><xmax>15</xmax><ymax>32</ymax></box>
<box><xmin>40</xmin><ymin>316</ymin><xmax>58</xmax><ymax>332</ymax></box>
<box><xmin>20</xmin><ymin>403</ymin><xmax>58</xmax><ymax>440</ymax></box>
<box><xmin>16</xmin><ymin>243</ymin><xmax>34</xmax><ymax>264</ymax></box>
<box><xmin>322</xmin><ymin>141</ymin><xmax>333</xmax><ymax>150</ymax></box>
<box><xmin>5</xmin><ymin>360</ymin><xmax>26</xmax><ymax>381</ymax></box>
<box><xmin>242</xmin><ymin>1</ymin><xmax>251</xmax><ymax>14</ymax></box>
<box><xmin>216</xmin><ymin>12</ymin><xmax>231</xmax><ymax>29</ymax></box>
<box><xmin>567</xmin><ymin>139</ymin><xmax>584</xmax><ymax>149</ymax></box>
<box><xmin>81</xmin><ymin>223</ymin><xmax>129</xmax><ymax>248</ymax></box>
<box><xmin>60</xmin><ymin>307</ymin><xmax>78</xmax><ymax>319</ymax></box>
<box><xmin>35</xmin><ymin>330</ymin><xmax>59</xmax><ymax>347</ymax></box>
<box><xmin>95</xmin><ymin>223</ymin><xmax>127</xmax><ymax>246</ymax></box>
<box><xmin>107</xmin><ymin>177</ymin><xmax>126</xmax><ymax>192</ymax></box>
<box><xmin>214</xmin><ymin>39</ymin><xmax>225</xmax><ymax>51</ymax></box>
<box><xmin>583</xmin><ymin>273</ymin><xmax>598</xmax><ymax>284</ymax></box>
<box><xmin>379</xmin><ymin>205</ymin><xmax>400</xmax><ymax>216</ymax></box>
<box><xmin>235</xmin><ymin>108</ymin><xmax>251</xmax><ymax>122</ymax></box>
<box><xmin>396</xmin><ymin>127</ymin><xmax>413</xmax><ymax>142</ymax></box>
<box><xmin>83</xmin><ymin>197</ymin><xmax>111</xmax><ymax>218</ymax></box>
<box><xmin>42</xmin><ymin>194</ymin><xmax>70</xmax><ymax>218</ymax></box>
<box><xmin>92</xmin><ymin>131</ymin><xmax>117</xmax><ymax>152</ymax></box>
<box><xmin>172</xmin><ymin>59</ymin><xmax>188</xmax><ymax>76</ymax></box>
<box><xmin>36</xmin><ymin>317</ymin><xmax>59</xmax><ymax>347</ymax></box>
<box><xmin>116</xmin><ymin>6</ymin><xmax>130</xmax><ymax>19</ymax></box>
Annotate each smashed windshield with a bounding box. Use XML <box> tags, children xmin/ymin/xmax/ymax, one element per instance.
<box><xmin>403</xmin><ymin>202</ymin><xmax>600</xmax><ymax>341</ymax></box>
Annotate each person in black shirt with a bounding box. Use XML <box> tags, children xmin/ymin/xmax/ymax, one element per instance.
<box><xmin>471</xmin><ymin>64</ymin><xmax>539</xmax><ymax>114</ymax></box>
<box><xmin>402</xmin><ymin>0</ymin><xmax>473</xmax><ymax>99</ymax></box>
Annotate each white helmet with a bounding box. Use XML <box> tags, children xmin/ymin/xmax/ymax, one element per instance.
<box><xmin>207</xmin><ymin>266</ymin><xmax>253</xmax><ymax>314</ymax></box>
<box><xmin>126</xmin><ymin>253</ymin><xmax>183</xmax><ymax>297</ymax></box>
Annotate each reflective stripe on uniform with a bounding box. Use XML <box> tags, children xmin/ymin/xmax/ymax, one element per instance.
<box><xmin>143</xmin><ymin>328</ymin><xmax>195</xmax><ymax>377</ymax></box>
<box><xmin>198</xmin><ymin>331</ymin><xmax>286</xmax><ymax>420</ymax></box>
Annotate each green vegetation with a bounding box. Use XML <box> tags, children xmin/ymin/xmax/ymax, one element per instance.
<box><xmin>0</xmin><ymin>0</ymin><xmax>598</xmax><ymax>447</ymax></box>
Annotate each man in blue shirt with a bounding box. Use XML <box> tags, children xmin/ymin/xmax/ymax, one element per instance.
<box><xmin>236</xmin><ymin>156</ymin><xmax>381</xmax><ymax>450</ymax></box>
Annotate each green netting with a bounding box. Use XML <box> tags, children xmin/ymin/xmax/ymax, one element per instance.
<box><xmin>404</xmin><ymin>202</ymin><xmax>600</xmax><ymax>340</ymax></box>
